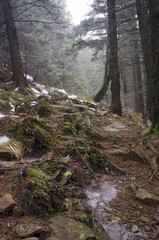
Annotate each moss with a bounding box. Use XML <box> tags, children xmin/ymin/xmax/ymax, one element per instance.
<box><xmin>75</xmin><ymin>214</ymin><xmax>88</xmax><ymax>224</ymax></box>
<box><xmin>40</xmin><ymin>159</ymin><xmax>58</xmax><ymax>175</ymax></box>
<box><xmin>76</xmin><ymin>144</ymin><xmax>109</xmax><ymax>170</ymax></box>
<box><xmin>152</xmin><ymin>122</ymin><xmax>159</xmax><ymax>135</ymax></box>
<box><xmin>19</xmin><ymin>167</ymin><xmax>64</xmax><ymax>215</ymax></box>
<box><xmin>8</xmin><ymin>120</ymin><xmax>19</xmax><ymax>132</ymax></box>
<box><xmin>37</xmin><ymin>102</ymin><xmax>52</xmax><ymax>118</ymax></box>
<box><xmin>33</xmin><ymin>122</ymin><xmax>58</xmax><ymax>146</ymax></box>
<box><xmin>63</xmin><ymin>122</ymin><xmax>77</xmax><ymax>135</ymax></box>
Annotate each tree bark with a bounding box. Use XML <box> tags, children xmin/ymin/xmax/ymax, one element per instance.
<box><xmin>148</xmin><ymin>0</ymin><xmax>159</xmax><ymax>128</ymax></box>
<box><xmin>93</xmin><ymin>45</ymin><xmax>110</xmax><ymax>102</ymax></box>
<box><xmin>135</xmin><ymin>0</ymin><xmax>152</xmax><ymax>119</ymax></box>
<box><xmin>107</xmin><ymin>0</ymin><xmax>122</xmax><ymax>116</ymax></box>
<box><xmin>1</xmin><ymin>0</ymin><xmax>27</xmax><ymax>89</ymax></box>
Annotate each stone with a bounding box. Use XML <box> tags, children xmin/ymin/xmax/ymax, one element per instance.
<box><xmin>12</xmin><ymin>206</ymin><xmax>23</xmax><ymax>217</ymax></box>
<box><xmin>46</xmin><ymin>215</ymin><xmax>96</xmax><ymax>240</ymax></box>
<box><xmin>145</xmin><ymin>226</ymin><xmax>151</xmax><ymax>232</ymax></box>
<box><xmin>0</xmin><ymin>194</ymin><xmax>17</xmax><ymax>213</ymax></box>
<box><xmin>131</xmin><ymin>225</ymin><xmax>139</xmax><ymax>233</ymax></box>
<box><xmin>153</xmin><ymin>214</ymin><xmax>159</xmax><ymax>223</ymax></box>
<box><xmin>136</xmin><ymin>188</ymin><xmax>159</xmax><ymax>204</ymax></box>
<box><xmin>140</xmin><ymin>216</ymin><xmax>150</xmax><ymax>223</ymax></box>
<box><xmin>129</xmin><ymin>176</ymin><xmax>136</xmax><ymax>181</ymax></box>
<box><xmin>16</xmin><ymin>224</ymin><xmax>42</xmax><ymax>238</ymax></box>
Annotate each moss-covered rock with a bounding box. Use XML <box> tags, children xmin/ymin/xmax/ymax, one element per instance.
<box><xmin>37</xmin><ymin>102</ymin><xmax>52</xmax><ymax>118</ymax></box>
<box><xmin>19</xmin><ymin>167</ymin><xmax>64</xmax><ymax>215</ymax></box>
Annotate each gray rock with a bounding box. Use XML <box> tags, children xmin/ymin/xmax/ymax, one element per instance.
<box><xmin>136</xmin><ymin>188</ymin><xmax>159</xmax><ymax>203</ymax></box>
<box><xmin>46</xmin><ymin>215</ymin><xmax>96</xmax><ymax>240</ymax></box>
<box><xmin>0</xmin><ymin>194</ymin><xmax>17</xmax><ymax>213</ymax></box>
<box><xmin>131</xmin><ymin>225</ymin><xmax>139</xmax><ymax>233</ymax></box>
<box><xmin>16</xmin><ymin>224</ymin><xmax>42</xmax><ymax>238</ymax></box>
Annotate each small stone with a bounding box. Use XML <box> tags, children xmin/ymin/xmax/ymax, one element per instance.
<box><xmin>145</xmin><ymin>226</ymin><xmax>151</xmax><ymax>232</ymax></box>
<box><xmin>153</xmin><ymin>214</ymin><xmax>159</xmax><ymax>223</ymax></box>
<box><xmin>130</xmin><ymin>176</ymin><xmax>136</xmax><ymax>181</ymax></box>
<box><xmin>16</xmin><ymin>224</ymin><xmax>42</xmax><ymax>238</ymax></box>
<box><xmin>12</xmin><ymin>206</ymin><xmax>23</xmax><ymax>217</ymax></box>
<box><xmin>0</xmin><ymin>194</ymin><xmax>17</xmax><ymax>213</ymax></box>
<box><xmin>117</xmin><ymin>179</ymin><xmax>123</xmax><ymax>184</ymax></box>
<box><xmin>140</xmin><ymin>216</ymin><xmax>150</xmax><ymax>223</ymax></box>
<box><xmin>131</xmin><ymin>225</ymin><xmax>139</xmax><ymax>233</ymax></box>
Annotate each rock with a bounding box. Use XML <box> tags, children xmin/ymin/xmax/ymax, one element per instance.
<box><xmin>0</xmin><ymin>194</ymin><xmax>17</xmax><ymax>213</ymax></box>
<box><xmin>0</xmin><ymin>161</ymin><xmax>17</xmax><ymax>169</ymax></box>
<box><xmin>46</xmin><ymin>215</ymin><xmax>96</xmax><ymax>240</ymax></box>
<box><xmin>140</xmin><ymin>216</ymin><xmax>150</xmax><ymax>223</ymax></box>
<box><xmin>74</xmin><ymin>199</ymin><xmax>85</xmax><ymax>211</ymax></box>
<box><xmin>16</xmin><ymin>224</ymin><xmax>42</xmax><ymax>238</ymax></box>
<box><xmin>129</xmin><ymin>176</ymin><xmax>136</xmax><ymax>181</ymax></box>
<box><xmin>153</xmin><ymin>214</ymin><xmax>159</xmax><ymax>223</ymax></box>
<box><xmin>145</xmin><ymin>226</ymin><xmax>151</xmax><ymax>232</ymax></box>
<box><xmin>131</xmin><ymin>225</ymin><xmax>139</xmax><ymax>233</ymax></box>
<box><xmin>60</xmin><ymin>167</ymin><xmax>74</xmax><ymax>185</ymax></box>
<box><xmin>12</xmin><ymin>206</ymin><xmax>23</xmax><ymax>217</ymax></box>
<box><xmin>136</xmin><ymin>188</ymin><xmax>159</xmax><ymax>204</ymax></box>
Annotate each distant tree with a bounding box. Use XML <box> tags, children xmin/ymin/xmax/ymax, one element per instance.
<box><xmin>1</xmin><ymin>0</ymin><xmax>27</xmax><ymax>89</ymax></box>
<box><xmin>107</xmin><ymin>0</ymin><xmax>122</xmax><ymax>115</ymax></box>
<box><xmin>148</xmin><ymin>0</ymin><xmax>159</xmax><ymax>129</ymax></box>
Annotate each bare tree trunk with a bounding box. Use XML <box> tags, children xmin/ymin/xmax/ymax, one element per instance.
<box><xmin>148</xmin><ymin>0</ymin><xmax>159</xmax><ymax>128</ymax></box>
<box><xmin>93</xmin><ymin>46</ymin><xmax>110</xmax><ymax>102</ymax></box>
<box><xmin>135</xmin><ymin>0</ymin><xmax>152</xmax><ymax>119</ymax></box>
<box><xmin>1</xmin><ymin>0</ymin><xmax>27</xmax><ymax>89</ymax></box>
<box><xmin>107</xmin><ymin>0</ymin><xmax>122</xmax><ymax>116</ymax></box>
<box><xmin>133</xmin><ymin>40</ymin><xmax>145</xmax><ymax>115</ymax></box>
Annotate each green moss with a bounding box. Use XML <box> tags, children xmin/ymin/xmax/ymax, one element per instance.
<box><xmin>77</xmin><ymin>146</ymin><xmax>91</xmax><ymax>154</ymax></box>
<box><xmin>75</xmin><ymin>214</ymin><xmax>88</xmax><ymax>224</ymax></box>
<box><xmin>33</xmin><ymin>122</ymin><xmax>57</xmax><ymax>146</ymax></box>
<box><xmin>19</xmin><ymin>167</ymin><xmax>64</xmax><ymax>215</ymax></box>
<box><xmin>37</xmin><ymin>102</ymin><xmax>52</xmax><ymax>118</ymax></box>
<box><xmin>40</xmin><ymin>159</ymin><xmax>58</xmax><ymax>175</ymax></box>
<box><xmin>63</xmin><ymin>122</ymin><xmax>77</xmax><ymax>135</ymax></box>
<box><xmin>152</xmin><ymin>122</ymin><xmax>159</xmax><ymax>135</ymax></box>
<box><xmin>8</xmin><ymin>120</ymin><xmax>19</xmax><ymax>132</ymax></box>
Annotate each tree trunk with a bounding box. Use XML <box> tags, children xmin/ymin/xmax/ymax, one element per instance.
<box><xmin>107</xmin><ymin>0</ymin><xmax>122</xmax><ymax>116</ymax></box>
<box><xmin>148</xmin><ymin>0</ymin><xmax>159</xmax><ymax>129</ymax></box>
<box><xmin>1</xmin><ymin>0</ymin><xmax>27</xmax><ymax>89</ymax></box>
<box><xmin>135</xmin><ymin>0</ymin><xmax>152</xmax><ymax>119</ymax></box>
<box><xmin>133</xmin><ymin>40</ymin><xmax>145</xmax><ymax>115</ymax></box>
<box><xmin>93</xmin><ymin>46</ymin><xmax>110</xmax><ymax>102</ymax></box>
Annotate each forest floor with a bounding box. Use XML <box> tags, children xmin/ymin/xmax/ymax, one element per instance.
<box><xmin>0</xmin><ymin>82</ymin><xmax>159</xmax><ymax>240</ymax></box>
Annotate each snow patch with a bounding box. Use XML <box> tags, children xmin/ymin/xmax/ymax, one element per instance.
<box><xmin>0</xmin><ymin>136</ymin><xmax>10</xmax><ymax>146</ymax></box>
<box><xmin>24</xmin><ymin>74</ymin><xmax>33</xmax><ymax>81</ymax></box>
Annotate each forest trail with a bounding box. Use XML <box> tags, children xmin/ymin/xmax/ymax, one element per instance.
<box><xmin>0</xmin><ymin>88</ymin><xmax>159</xmax><ymax>240</ymax></box>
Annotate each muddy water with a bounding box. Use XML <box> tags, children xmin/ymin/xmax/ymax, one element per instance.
<box><xmin>84</xmin><ymin>176</ymin><xmax>142</xmax><ymax>240</ymax></box>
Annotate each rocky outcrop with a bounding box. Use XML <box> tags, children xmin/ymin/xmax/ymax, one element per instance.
<box><xmin>47</xmin><ymin>215</ymin><xmax>96</xmax><ymax>240</ymax></box>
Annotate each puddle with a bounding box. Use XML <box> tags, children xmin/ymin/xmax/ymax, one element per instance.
<box><xmin>84</xmin><ymin>176</ymin><xmax>145</xmax><ymax>240</ymax></box>
<box><xmin>0</xmin><ymin>136</ymin><xmax>10</xmax><ymax>146</ymax></box>
<box><xmin>105</xmin><ymin>118</ymin><xmax>127</xmax><ymax>132</ymax></box>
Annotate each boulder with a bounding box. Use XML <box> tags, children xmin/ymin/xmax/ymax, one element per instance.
<box><xmin>16</xmin><ymin>224</ymin><xmax>42</xmax><ymax>238</ymax></box>
<box><xmin>46</xmin><ymin>215</ymin><xmax>96</xmax><ymax>240</ymax></box>
<box><xmin>0</xmin><ymin>194</ymin><xmax>17</xmax><ymax>213</ymax></box>
<box><xmin>136</xmin><ymin>188</ymin><xmax>159</xmax><ymax>204</ymax></box>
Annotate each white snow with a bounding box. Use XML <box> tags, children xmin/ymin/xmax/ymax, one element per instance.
<box><xmin>50</xmin><ymin>87</ymin><xmax>67</xmax><ymax>95</ymax></box>
<box><xmin>0</xmin><ymin>113</ymin><xmax>6</xmax><ymax>118</ymax></box>
<box><xmin>68</xmin><ymin>95</ymin><xmax>77</xmax><ymax>99</ymax></box>
<box><xmin>5</xmin><ymin>81</ymin><xmax>13</xmax><ymax>85</ymax></box>
<box><xmin>24</xmin><ymin>74</ymin><xmax>33</xmax><ymax>81</ymax></box>
<box><xmin>0</xmin><ymin>136</ymin><xmax>10</xmax><ymax>146</ymax></box>
<box><xmin>10</xmin><ymin>102</ymin><xmax>15</xmax><ymax>113</ymax></box>
<box><xmin>14</xmin><ymin>87</ymin><xmax>19</xmax><ymax>91</ymax></box>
